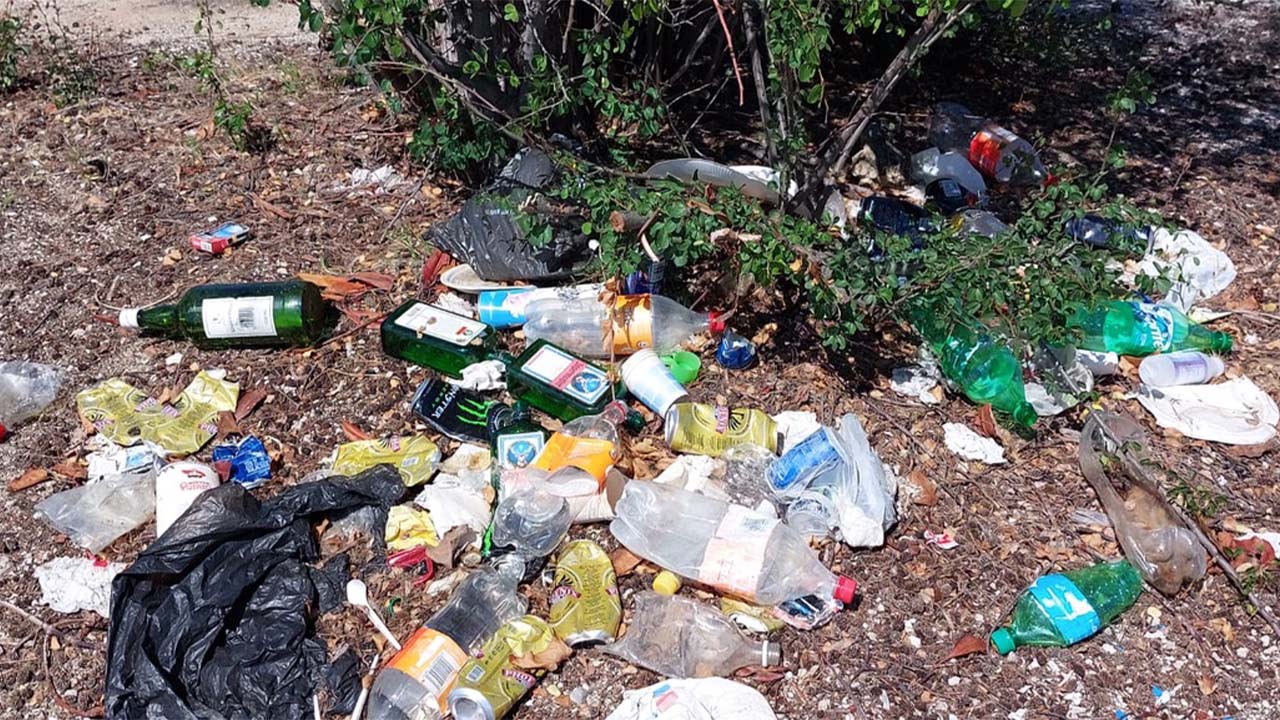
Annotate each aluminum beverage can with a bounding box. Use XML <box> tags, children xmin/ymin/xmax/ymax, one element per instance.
<box><xmin>663</xmin><ymin>402</ymin><xmax>779</xmax><ymax>457</ymax></box>
<box><xmin>447</xmin><ymin>616</ymin><xmax>556</xmax><ymax>720</ymax></box>
<box><xmin>547</xmin><ymin>539</ymin><xmax>621</xmax><ymax>646</ymax></box>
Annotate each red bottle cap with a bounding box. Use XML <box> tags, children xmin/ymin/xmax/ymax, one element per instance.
<box><xmin>0</xmin><ymin>422</ymin><xmax>7</xmax><ymax>442</ymax></box>
<box><xmin>834</xmin><ymin>576</ymin><xmax>858</xmax><ymax>604</ymax></box>
<box><xmin>707</xmin><ymin>312</ymin><xmax>726</xmax><ymax>334</ymax></box>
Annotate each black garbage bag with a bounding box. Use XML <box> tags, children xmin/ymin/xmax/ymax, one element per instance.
<box><xmin>105</xmin><ymin>466</ymin><xmax>405</xmax><ymax>720</ymax></box>
<box><xmin>428</xmin><ymin>148</ymin><xmax>592</xmax><ymax>282</ymax></box>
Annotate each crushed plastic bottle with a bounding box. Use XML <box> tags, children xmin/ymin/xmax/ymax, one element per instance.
<box><xmin>990</xmin><ymin>560</ymin><xmax>1143</xmax><ymax>655</ymax></box>
<box><xmin>1067</xmin><ymin>301</ymin><xmax>1233</xmax><ymax>356</ymax></box>
<box><xmin>910</xmin><ymin>147</ymin><xmax>987</xmax><ymax>198</ymax></box>
<box><xmin>490</xmin><ymin>488</ymin><xmax>572</xmax><ymax>563</ymax></box>
<box><xmin>1079</xmin><ymin>412</ymin><xmax>1206</xmax><ymax>595</ymax></box>
<box><xmin>929</xmin><ymin>102</ymin><xmax>1050</xmax><ymax>185</ymax></box>
<box><xmin>857</xmin><ymin>196</ymin><xmax>935</xmax><ymax>243</ymax></box>
<box><xmin>0</xmin><ymin>361</ymin><xmax>60</xmax><ymax>441</ymax></box>
<box><xmin>523</xmin><ymin>294</ymin><xmax>724</xmax><ymax>358</ymax></box>
<box><xmin>1064</xmin><ymin>215</ymin><xmax>1152</xmax><ymax>251</ymax></box>
<box><xmin>603</xmin><ymin>591</ymin><xmax>781</xmax><ymax>678</ymax></box>
<box><xmin>950</xmin><ymin>208</ymin><xmax>1010</xmax><ymax>238</ymax></box>
<box><xmin>911</xmin><ymin>306</ymin><xmax>1037</xmax><ymax>428</ymax></box>
<box><xmin>532</xmin><ymin>401</ymin><xmax>627</xmax><ymax>484</ymax></box>
<box><xmin>609</xmin><ymin>481</ymin><xmax>857</xmax><ymax>609</ymax></box>
<box><xmin>368</xmin><ymin>559</ymin><xmax>528</xmax><ymax>720</ymax></box>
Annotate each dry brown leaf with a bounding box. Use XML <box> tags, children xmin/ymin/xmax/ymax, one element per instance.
<box><xmin>350</xmin><ymin>271</ymin><xmax>396</xmax><ymax>290</ymax></box>
<box><xmin>234</xmin><ymin>387</ymin><xmax>269</xmax><ymax>421</ymax></box>
<box><xmin>50</xmin><ymin>461</ymin><xmax>88</xmax><ymax>480</ymax></box>
<box><xmin>342</xmin><ymin>421</ymin><xmax>373</xmax><ymax>442</ymax></box>
<box><xmin>1198</xmin><ymin>674</ymin><xmax>1216</xmax><ymax>696</ymax></box>
<box><xmin>8</xmin><ymin>468</ymin><xmax>50</xmax><ymax>492</ymax></box>
<box><xmin>1209</xmin><ymin>617</ymin><xmax>1235</xmax><ymax>643</ymax></box>
<box><xmin>511</xmin><ymin>636</ymin><xmax>573</xmax><ymax>671</ymax></box>
<box><xmin>975</xmin><ymin>405</ymin><xmax>997</xmax><ymax>438</ymax></box>
<box><xmin>610</xmin><ymin>547</ymin><xmax>645</xmax><ymax>577</ymax></box>
<box><xmin>907</xmin><ymin>469</ymin><xmax>938</xmax><ymax>507</ymax></box>
<box><xmin>944</xmin><ymin>633</ymin><xmax>988</xmax><ymax>661</ymax></box>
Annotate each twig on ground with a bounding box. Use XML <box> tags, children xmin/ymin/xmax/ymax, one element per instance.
<box><xmin>710</xmin><ymin>0</ymin><xmax>745</xmax><ymax>106</ymax></box>
<box><xmin>0</xmin><ymin>600</ymin><xmax>96</xmax><ymax>650</ymax></box>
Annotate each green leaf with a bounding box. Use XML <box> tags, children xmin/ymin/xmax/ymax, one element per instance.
<box><xmin>503</xmin><ymin>3</ymin><xmax>520</xmax><ymax>22</ymax></box>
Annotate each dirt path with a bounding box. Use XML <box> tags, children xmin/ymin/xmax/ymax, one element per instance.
<box><xmin>2</xmin><ymin>1</ymin><xmax>1279</xmax><ymax>719</ymax></box>
<box><xmin>14</xmin><ymin>0</ymin><xmax>300</xmax><ymax>44</ymax></box>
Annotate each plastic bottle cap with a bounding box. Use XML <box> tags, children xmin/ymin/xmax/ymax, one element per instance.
<box><xmin>652</xmin><ymin>570</ymin><xmax>681</xmax><ymax>596</ymax></box>
<box><xmin>119</xmin><ymin>308</ymin><xmax>140</xmax><ymax>330</ymax></box>
<box><xmin>991</xmin><ymin>627</ymin><xmax>1015</xmax><ymax>655</ymax></box>
<box><xmin>762</xmin><ymin>641</ymin><xmax>782</xmax><ymax>667</ymax></box>
<box><xmin>708</xmin><ymin>312</ymin><xmax>726</xmax><ymax>334</ymax></box>
<box><xmin>834</xmin><ymin>576</ymin><xmax>858</xmax><ymax>605</ymax></box>
<box><xmin>661</xmin><ymin>351</ymin><xmax>702</xmax><ymax>385</ymax></box>
<box><xmin>0</xmin><ymin>423</ymin><xmax>7</xmax><ymax>442</ymax></box>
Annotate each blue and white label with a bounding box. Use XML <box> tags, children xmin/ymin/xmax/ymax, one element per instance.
<box><xmin>496</xmin><ymin>430</ymin><xmax>546</xmax><ymax>470</ymax></box>
<box><xmin>767</xmin><ymin>427</ymin><xmax>843</xmax><ymax>495</ymax></box>
<box><xmin>1027</xmin><ymin>574</ymin><xmax>1101</xmax><ymax>644</ymax></box>
<box><xmin>478</xmin><ymin>288</ymin><xmax>538</xmax><ymax>328</ymax></box>
<box><xmin>1133</xmin><ymin>303</ymin><xmax>1176</xmax><ymax>352</ymax></box>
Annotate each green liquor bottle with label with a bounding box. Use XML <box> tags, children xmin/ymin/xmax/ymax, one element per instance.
<box><xmin>382</xmin><ymin>299</ymin><xmax>499</xmax><ymax>377</ymax></box>
<box><xmin>118</xmin><ymin>279</ymin><xmax>333</xmax><ymax>349</ymax></box>
<box><xmin>505</xmin><ymin>340</ymin><xmax>621</xmax><ymax>422</ymax></box>
<box><xmin>488</xmin><ymin>402</ymin><xmax>548</xmax><ymax>472</ymax></box>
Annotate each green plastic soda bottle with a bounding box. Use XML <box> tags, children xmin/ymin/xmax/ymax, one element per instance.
<box><xmin>381</xmin><ymin>299</ymin><xmax>499</xmax><ymax>377</ymax></box>
<box><xmin>118</xmin><ymin>279</ymin><xmax>333</xmax><ymax>349</ymax></box>
<box><xmin>1067</xmin><ymin>300</ymin><xmax>1232</xmax><ymax>356</ymax></box>
<box><xmin>911</xmin><ymin>307</ymin><xmax>1037</xmax><ymax>428</ymax></box>
<box><xmin>991</xmin><ymin>560</ymin><xmax>1143</xmax><ymax>655</ymax></box>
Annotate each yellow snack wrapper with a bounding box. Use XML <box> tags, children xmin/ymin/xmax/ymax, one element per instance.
<box><xmin>332</xmin><ymin>436</ymin><xmax>441</xmax><ymax>486</ymax></box>
<box><xmin>76</xmin><ymin>372</ymin><xmax>239</xmax><ymax>455</ymax></box>
<box><xmin>385</xmin><ymin>505</ymin><xmax>440</xmax><ymax>551</ymax></box>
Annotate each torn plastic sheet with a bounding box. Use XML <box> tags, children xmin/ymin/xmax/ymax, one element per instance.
<box><xmin>105</xmin><ymin>465</ymin><xmax>403</xmax><ymax>720</ymax></box>
<box><xmin>943</xmin><ymin>423</ymin><xmax>1006</xmax><ymax>464</ymax></box>
<box><xmin>1136</xmin><ymin>377</ymin><xmax>1279</xmax><ymax>445</ymax></box>
<box><xmin>36</xmin><ymin>556</ymin><xmax>125</xmax><ymax>617</ymax></box>
<box><xmin>605</xmin><ymin>678</ymin><xmax>777</xmax><ymax>720</ymax></box>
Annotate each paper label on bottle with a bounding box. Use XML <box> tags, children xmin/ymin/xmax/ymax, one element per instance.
<box><xmin>1133</xmin><ymin>303</ymin><xmax>1175</xmax><ymax>352</ymax></box>
<box><xmin>1027</xmin><ymin>574</ymin><xmax>1102</xmax><ymax>644</ymax></box>
<box><xmin>387</xmin><ymin>627</ymin><xmax>468</xmax><ymax>714</ymax></box>
<box><xmin>394</xmin><ymin>302</ymin><xmax>488</xmax><ymax>347</ymax></box>
<box><xmin>968</xmin><ymin>126</ymin><xmax>1017</xmax><ymax>179</ymax></box>
<box><xmin>611</xmin><ymin>295</ymin><xmax>654</xmax><ymax>353</ymax></box>
<box><xmin>495</xmin><ymin>431</ymin><xmax>546</xmax><ymax>470</ymax></box>
<box><xmin>520</xmin><ymin>344</ymin><xmax>609</xmax><ymax>405</ymax></box>
<box><xmin>698</xmin><ymin>505</ymin><xmax>778</xmax><ymax>599</ymax></box>
<box><xmin>201</xmin><ymin>296</ymin><xmax>277</xmax><ymax>338</ymax></box>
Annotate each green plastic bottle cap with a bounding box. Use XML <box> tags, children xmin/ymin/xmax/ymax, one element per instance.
<box><xmin>661</xmin><ymin>351</ymin><xmax>701</xmax><ymax>385</ymax></box>
<box><xmin>990</xmin><ymin>628</ymin><xmax>1015</xmax><ymax>655</ymax></box>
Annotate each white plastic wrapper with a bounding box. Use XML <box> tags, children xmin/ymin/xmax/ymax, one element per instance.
<box><xmin>36</xmin><ymin>557</ymin><xmax>125</xmax><ymax>617</ymax></box>
<box><xmin>606</xmin><ymin>678</ymin><xmax>777</xmax><ymax>720</ymax></box>
<box><xmin>1137</xmin><ymin>377</ymin><xmax>1278</xmax><ymax>445</ymax></box>
<box><xmin>943</xmin><ymin>423</ymin><xmax>1006</xmax><ymax>465</ymax></box>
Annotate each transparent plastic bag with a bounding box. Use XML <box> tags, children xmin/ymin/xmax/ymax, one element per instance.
<box><xmin>1079</xmin><ymin>412</ymin><xmax>1206</xmax><ymax>596</ymax></box>
<box><xmin>34</xmin><ymin>473</ymin><xmax>155</xmax><ymax>553</ymax></box>
<box><xmin>0</xmin><ymin>361</ymin><xmax>61</xmax><ymax>437</ymax></box>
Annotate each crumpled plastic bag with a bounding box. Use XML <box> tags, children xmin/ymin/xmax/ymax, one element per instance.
<box><xmin>605</xmin><ymin>678</ymin><xmax>778</xmax><ymax>720</ymax></box>
<box><xmin>446</xmin><ymin>359</ymin><xmax>508</xmax><ymax>391</ymax></box>
<box><xmin>428</xmin><ymin>148</ymin><xmax>592</xmax><ymax>282</ymax></box>
<box><xmin>1080</xmin><ymin>412</ymin><xmax>1206</xmax><ymax>595</ymax></box>
<box><xmin>105</xmin><ymin>465</ymin><xmax>404</xmax><ymax>720</ymax></box>
<box><xmin>1151</xmin><ymin>228</ymin><xmax>1236</xmax><ymax>312</ymax></box>
<box><xmin>34</xmin><ymin>472</ymin><xmax>155</xmax><ymax>553</ymax></box>
<box><xmin>385</xmin><ymin>504</ymin><xmax>440</xmax><ymax>551</ymax></box>
<box><xmin>1026</xmin><ymin>345</ymin><xmax>1094</xmax><ymax>416</ymax></box>
<box><xmin>36</xmin><ymin>557</ymin><xmax>125</xmax><ymax>617</ymax></box>
<box><xmin>1137</xmin><ymin>376</ymin><xmax>1279</xmax><ymax>445</ymax></box>
<box><xmin>830</xmin><ymin>413</ymin><xmax>897</xmax><ymax>548</ymax></box>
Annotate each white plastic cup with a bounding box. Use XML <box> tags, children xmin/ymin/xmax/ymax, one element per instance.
<box><xmin>1139</xmin><ymin>351</ymin><xmax>1225</xmax><ymax>387</ymax></box>
<box><xmin>621</xmin><ymin>348</ymin><xmax>689</xmax><ymax>417</ymax></box>
<box><xmin>155</xmin><ymin>461</ymin><xmax>221</xmax><ymax>536</ymax></box>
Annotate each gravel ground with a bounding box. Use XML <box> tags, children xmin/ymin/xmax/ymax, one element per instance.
<box><xmin>1</xmin><ymin>1</ymin><xmax>1279</xmax><ymax>719</ymax></box>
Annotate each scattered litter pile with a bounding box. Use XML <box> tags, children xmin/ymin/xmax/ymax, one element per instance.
<box><xmin>2</xmin><ymin>100</ymin><xmax>1273</xmax><ymax>720</ymax></box>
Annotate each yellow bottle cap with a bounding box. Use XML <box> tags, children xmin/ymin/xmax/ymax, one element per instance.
<box><xmin>652</xmin><ymin>571</ymin><xmax>681</xmax><ymax>596</ymax></box>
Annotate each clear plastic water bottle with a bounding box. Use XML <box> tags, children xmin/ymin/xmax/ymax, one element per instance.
<box><xmin>0</xmin><ymin>361</ymin><xmax>60</xmax><ymax>441</ymax></box>
<box><xmin>1138</xmin><ymin>351</ymin><xmax>1225</xmax><ymax>387</ymax></box>
<box><xmin>929</xmin><ymin>102</ymin><xmax>1049</xmax><ymax>186</ymax></box>
<box><xmin>910</xmin><ymin>147</ymin><xmax>987</xmax><ymax>198</ymax></box>
<box><xmin>523</xmin><ymin>294</ymin><xmax>724</xmax><ymax>358</ymax></box>
<box><xmin>603</xmin><ymin>591</ymin><xmax>782</xmax><ymax>678</ymax></box>
<box><xmin>609</xmin><ymin>481</ymin><xmax>857</xmax><ymax>606</ymax></box>
<box><xmin>368</xmin><ymin>560</ymin><xmax>528</xmax><ymax>720</ymax></box>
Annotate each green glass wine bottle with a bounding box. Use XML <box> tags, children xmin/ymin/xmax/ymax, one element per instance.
<box><xmin>505</xmin><ymin>339</ymin><xmax>621</xmax><ymax>422</ymax></box>
<box><xmin>381</xmin><ymin>299</ymin><xmax>499</xmax><ymax>378</ymax></box>
<box><xmin>991</xmin><ymin>560</ymin><xmax>1143</xmax><ymax>655</ymax></box>
<box><xmin>1067</xmin><ymin>300</ymin><xmax>1232</xmax><ymax>356</ymax></box>
<box><xmin>911</xmin><ymin>306</ymin><xmax>1037</xmax><ymax>428</ymax></box>
<box><xmin>118</xmin><ymin>279</ymin><xmax>333</xmax><ymax>349</ymax></box>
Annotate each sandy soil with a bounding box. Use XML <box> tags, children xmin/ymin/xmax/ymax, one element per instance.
<box><xmin>14</xmin><ymin>0</ymin><xmax>301</xmax><ymax>45</ymax></box>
